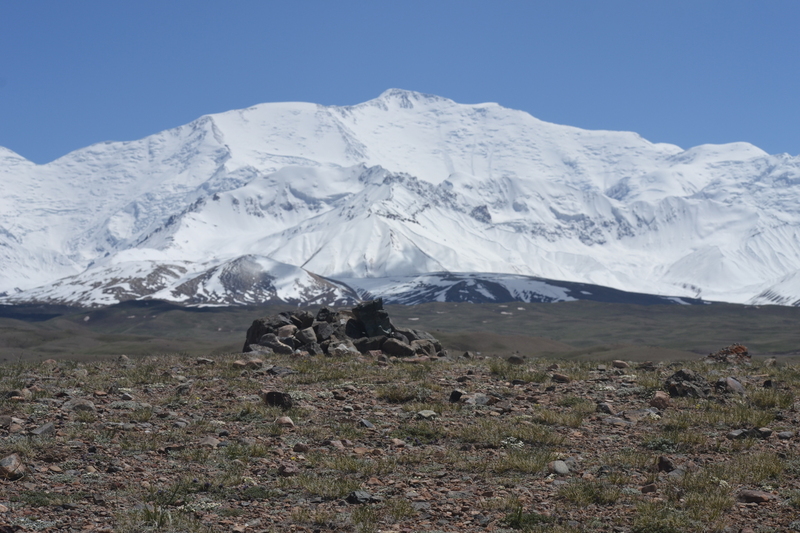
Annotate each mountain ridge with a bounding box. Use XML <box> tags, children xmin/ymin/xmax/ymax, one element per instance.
<box><xmin>2</xmin><ymin>89</ymin><xmax>800</xmax><ymax>307</ymax></box>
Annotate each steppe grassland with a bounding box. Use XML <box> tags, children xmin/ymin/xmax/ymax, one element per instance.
<box><xmin>0</xmin><ymin>350</ymin><xmax>798</xmax><ymax>532</ymax></box>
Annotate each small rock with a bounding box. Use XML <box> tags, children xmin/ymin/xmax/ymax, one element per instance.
<box><xmin>260</xmin><ymin>391</ymin><xmax>293</xmax><ymax>409</ymax></box>
<box><xmin>390</xmin><ymin>438</ymin><xmax>406</xmax><ymax>447</ymax></box>
<box><xmin>507</xmin><ymin>355</ymin><xmax>525</xmax><ymax>365</ymax></box>
<box><xmin>278</xmin><ymin>462</ymin><xmax>300</xmax><ymax>477</ymax></box>
<box><xmin>293</xmin><ymin>443</ymin><xmax>310</xmax><ymax>453</ymax></box>
<box><xmin>548</xmin><ymin>460</ymin><xmax>570</xmax><ymax>475</ymax></box>
<box><xmin>358</xmin><ymin>419</ymin><xmax>375</xmax><ymax>429</ymax></box>
<box><xmin>551</xmin><ymin>373</ymin><xmax>571</xmax><ymax>383</ymax></box>
<box><xmin>295</xmin><ymin>327</ymin><xmax>317</xmax><ymax>345</ymax></box>
<box><xmin>640</xmin><ymin>483</ymin><xmax>657</xmax><ymax>494</ymax></box>
<box><xmin>158</xmin><ymin>443</ymin><xmax>186</xmax><ymax>454</ymax></box>
<box><xmin>258</xmin><ymin>334</ymin><xmax>294</xmax><ymax>355</ymax></box>
<box><xmin>449</xmin><ymin>389</ymin><xmax>466</xmax><ymax>403</ymax></box>
<box><xmin>777</xmin><ymin>431</ymin><xmax>794</xmax><ymax>440</ymax></box>
<box><xmin>416</xmin><ymin>409</ymin><xmax>438</xmax><ymax>420</ymax></box>
<box><xmin>604</xmin><ymin>417</ymin><xmax>633</xmax><ymax>427</ymax></box>
<box><xmin>737</xmin><ymin>489</ymin><xmax>773</xmax><ymax>503</ymax></box>
<box><xmin>6</xmin><ymin>388</ymin><xmax>32</xmax><ymax>401</ymax></box>
<box><xmin>623</xmin><ymin>408</ymin><xmax>659</xmax><ymax>422</ymax></box>
<box><xmin>31</xmin><ymin>422</ymin><xmax>56</xmax><ymax>436</ymax></box>
<box><xmin>266</xmin><ymin>365</ymin><xmax>296</xmax><ymax>377</ymax></box>
<box><xmin>657</xmin><ymin>456</ymin><xmax>676</xmax><ymax>472</ymax></box>
<box><xmin>725</xmin><ymin>377</ymin><xmax>747</xmax><ymax>395</ymax></box>
<box><xmin>596</xmin><ymin>402</ymin><xmax>615</xmax><ymax>415</ymax></box>
<box><xmin>277</xmin><ymin>324</ymin><xmax>298</xmax><ymax>338</ymax></box>
<box><xmin>462</xmin><ymin>393</ymin><xmax>492</xmax><ymax>406</ymax></box>
<box><xmin>196</xmin><ymin>357</ymin><xmax>215</xmax><ymax>365</ymax></box>
<box><xmin>275</xmin><ymin>416</ymin><xmax>295</xmax><ymax>428</ymax></box>
<box><xmin>667</xmin><ymin>467</ymin><xmax>686</xmax><ymax>479</ymax></box>
<box><xmin>346</xmin><ymin>490</ymin><xmax>379</xmax><ymax>504</ymax></box>
<box><xmin>198</xmin><ymin>436</ymin><xmax>220</xmax><ymax>448</ymax></box>
<box><xmin>0</xmin><ymin>453</ymin><xmax>25</xmax><ymax>480</ymax></box>
<box><xmin>649</xmin><ymin>391</ymin><xmax>671</xmax><ymax>410</ymax></box>
<box><xmin>727</xmin><ymin>429</ymin><xmax>748</xmax><ymax>440</ymax></box>
<box><xmin>756</xmin><ymin>427</ymin><xmax>773</xmax><ymax>439</ymax></box>
<box><xmin>175</xmin><ymin>382</ymin><xmax>193</xmax><ymax>395</ymax></box>
<box><xmin>612</xmin><ymin>360</ymin><xmax>629</xmax><ymax>369</ymax></box>
<box><xmin>382</xmin><ymin>338</ymin><xmax>415</xmax><ymax>357</ymax></box>
<box><xmin>329</xmin><ymin>339</ymin><xmax>360</xmax><ymax>357</ymax></box>
<box><xmin>63</xmin><ymin>398</ymin><xmax>96</xmax><ymax>413</ymax></box>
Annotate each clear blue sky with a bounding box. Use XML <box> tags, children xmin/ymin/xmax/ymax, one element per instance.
<box><xmin>1</xmin><ymin>1</ymin><xmax>798</xmax><ymax>164</ymax></box>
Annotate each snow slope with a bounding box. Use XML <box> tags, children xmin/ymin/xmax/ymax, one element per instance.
<box><xmin>2</xmin><ymin>89</ymin><xmax>800</xmax><ymax>306</ymax></box>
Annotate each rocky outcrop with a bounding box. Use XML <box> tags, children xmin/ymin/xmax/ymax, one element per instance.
<box><xmin>242</xmin><ymin>298</ymin><xmax>445</xmax><ymax>358</ymax></box>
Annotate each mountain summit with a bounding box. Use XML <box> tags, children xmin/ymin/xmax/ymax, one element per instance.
<box><xmin>2</xmin><ymin>89</ymin><xmax>800</xmax><ymax>307</ymax></box>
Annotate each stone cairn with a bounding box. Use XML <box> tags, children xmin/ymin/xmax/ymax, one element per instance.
<box><xmin>705</xmin><ymin>343</ymin><xmax>750</xmax><ymax>364</ymax></box>
<box><xmin>242</xmin><ymin>298</ymin><xmax>446</xmax><ymax>359</ymax></box>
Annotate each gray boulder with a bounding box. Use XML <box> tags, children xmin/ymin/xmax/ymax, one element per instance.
<box><xmin>382</xmin><ymin>338</ymin><xmax>415</xmax><ymax>357</ymax></box>
<box><xmin>258</xmin><ymin>334</ymin><xmax>294</xmax><ymax>355</ymax></box>
<box><xmin>295</xmin><ymin>327</ymin><xmax>317</xmax><ymax>346</ymax></box>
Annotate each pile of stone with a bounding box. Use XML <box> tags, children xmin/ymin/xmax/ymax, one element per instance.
<box><xmin>242</xmin><ymin>298</ymin><xmax>445</xmax><ymax>359</ymax></box>
<box><xmin>664</xmin><ymin>368</ymin><xmax>711</xmax><ymax>398</ymax></box>
<box><xmin>706</xmin><ymin>343</ymin><xmax>750</xmax><ymax>364</ymax></box>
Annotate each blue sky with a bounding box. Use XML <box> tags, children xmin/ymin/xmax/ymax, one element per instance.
<box><xmin>1</xmin><ymin>1</ymin><xmax>798</xmax><ymax>164</ymax></box>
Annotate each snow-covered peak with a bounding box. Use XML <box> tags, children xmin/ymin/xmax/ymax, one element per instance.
<box><xmin>2</xmin><ymin>90</ymin><xmax>800</xmax><ymax>307</ymax></box>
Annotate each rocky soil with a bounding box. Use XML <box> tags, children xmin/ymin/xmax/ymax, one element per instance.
<box><xmin>0</xmin><ymin>307</ymin><xmax>799</xmax><ymax>532</ymax></box>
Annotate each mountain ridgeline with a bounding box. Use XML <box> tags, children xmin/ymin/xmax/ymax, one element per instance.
<box><xmin>2</xmin><ymin>89</ymin><xmax>800</xmax><ymax>307</ymax></box>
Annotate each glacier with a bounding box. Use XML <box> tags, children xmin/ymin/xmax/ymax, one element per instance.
<box><xmin>1</xmin><ymin>89</ymin><xmax>799</xmax><ymax>307</ymax></box>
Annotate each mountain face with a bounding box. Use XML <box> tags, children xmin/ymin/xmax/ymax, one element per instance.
<box><xmin>2</xmin><ymin>89</ymin><xmax>800</xmax><ymax>307</ymax></box>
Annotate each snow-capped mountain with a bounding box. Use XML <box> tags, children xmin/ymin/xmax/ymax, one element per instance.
<box><xmin>2</xmin><ymin>89</ymin><xmax>800</xmax><ymax>307</ymax></box>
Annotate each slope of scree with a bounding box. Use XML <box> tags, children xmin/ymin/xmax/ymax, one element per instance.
<box><xmin>242</xmin><ymin>298</ymin><xmax>445</xmax><ymax>360</ymax></box>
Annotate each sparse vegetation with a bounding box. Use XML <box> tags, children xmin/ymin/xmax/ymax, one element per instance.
<box><xmin>1</xmin><ymin>305</ymin><xmax>800</xmax><ymax>531</ymax></box>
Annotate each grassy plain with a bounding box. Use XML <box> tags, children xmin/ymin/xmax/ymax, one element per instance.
<box><xmin>1</xmin><ymin>299</ymin><xmax>799</xmax><ymax>363</ymax></box>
